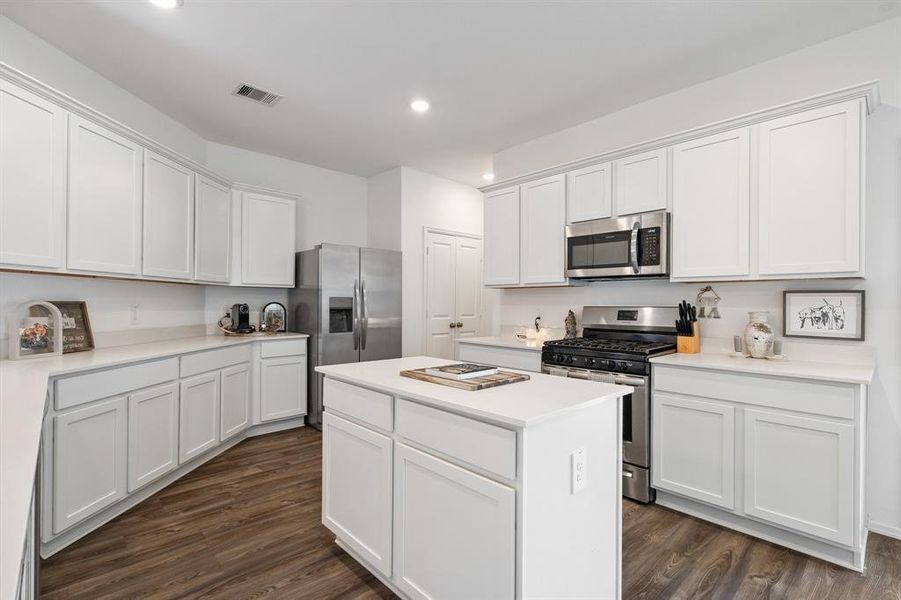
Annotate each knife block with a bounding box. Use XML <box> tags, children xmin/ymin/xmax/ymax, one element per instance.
<box><xmin>677</xmin><ymin>322</ymin><xmax>701</xmax><ymax>354</ymax></box>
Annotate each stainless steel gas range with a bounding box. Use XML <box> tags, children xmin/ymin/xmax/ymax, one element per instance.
<box><xmin>542</xmin><ymin>305</ymin><xmax>678</xmax><ymax>503</ymax></box>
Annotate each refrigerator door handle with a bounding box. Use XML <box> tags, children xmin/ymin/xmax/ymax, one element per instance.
<box><xmin>353</xmin><ymin>279</ymin><xmax>360</xmax><ymax>350</ymax></box>
<box><xmin>361</xmin><ymin>280</ymin><xmax>369</xmax><ymax>350</ymax></box>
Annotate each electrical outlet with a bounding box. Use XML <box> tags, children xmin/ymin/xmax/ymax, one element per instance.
<box><xmin>129</xmin><ymin>305</ymin><xmax>139</xmax><ymax>326</ymax></box>
<box><xmin>571</xmin><ymin>448</ymin><xmax>587</xmax><ymax>494</ymax></box>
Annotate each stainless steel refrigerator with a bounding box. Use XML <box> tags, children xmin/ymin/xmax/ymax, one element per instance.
<box><xmin>289</xmin><ymin>244</ymin><xmax>402</xmax><ymax>429</ymax></box>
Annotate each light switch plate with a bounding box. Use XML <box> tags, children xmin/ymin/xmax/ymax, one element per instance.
<box><xmin>571</xmin><ymin>447</ymin><xmax>587</xmax><ymax>494</ymax></box>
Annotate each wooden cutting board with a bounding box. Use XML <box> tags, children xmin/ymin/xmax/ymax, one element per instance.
<box><xmin>400</xmin><ymin>368</ymin><xmax>530</xmax><ymax>391</ymax></box>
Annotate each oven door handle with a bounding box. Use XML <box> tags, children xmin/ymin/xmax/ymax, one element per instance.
<box><xmin>629</xmin><ymin>221</ymin><xmax>640</xmax><ymax>274</ymax></box>
<box><xmin>614</xmin><ymin>375</ymin><xmax>647</xmax><ymax>387</ymax></box>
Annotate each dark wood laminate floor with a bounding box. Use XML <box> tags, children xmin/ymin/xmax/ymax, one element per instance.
<box><xmin>41</xmin><ymin>428</ymin><xmax>901</xmax><ymax>600</ymax></box>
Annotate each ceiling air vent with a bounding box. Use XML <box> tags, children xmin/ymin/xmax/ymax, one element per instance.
<box><xmin>232</xmin><ymin>82</ymin><xmax>283</xmax><ymax>107</ymax></box>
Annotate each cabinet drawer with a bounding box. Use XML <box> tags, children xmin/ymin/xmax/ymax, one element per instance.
<box><xmin>653</xmin><ymin>366</ymin><xmax>856</xmax><ymax>420</ymax></box>
<box><xmin>260</xmin><ymin>338</ymin><xmax>307</xmax><ymax>358</ymax></box>
<box><xmin>180</xmin><ymin>345</ymin><xmax>251</xmax><ymax>378</ymax></box>
<box><xmin>323</xmin><ymin>378</ymin><xmax>393</xmax><ymax>432</ymax></box>
<box><xmin>395</xmin><ymin>398</ymin><xmax>516</xmax><ymax>480</ymax></box>
<box><xmin>55</xmin><ymin>358</ymin><xmax>178</xmax><ymax>411</ymax></box>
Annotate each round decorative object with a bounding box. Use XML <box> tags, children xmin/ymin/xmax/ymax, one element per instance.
<box><xmin>743</xmin><ymin>311</ymin><xmax>774</xmax><ymax>359</ymax></box>
<box><xmin>9</xmin><ymin>301</ymin><xmax>63</xmax><ymax>360</ymax></box>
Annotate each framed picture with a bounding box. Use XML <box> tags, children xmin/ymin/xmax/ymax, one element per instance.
<box><xmin>8</xmin><ymin>301</ymin><xmax>63</xmax><ymax>360</ymax></box>
<box><xmin>261</xmin><ymin>302</ymin><xmax>287</xmax><ymax>333</ymax></box>
<box><xmin>783</xmin><ymin>290</ymin><xmax>865</xmax><ymax>341</ymax></box>
<box><xmin>49</xmin><ymin>301</ymin><xmax>95</xmax><ymax>353</ymax></box>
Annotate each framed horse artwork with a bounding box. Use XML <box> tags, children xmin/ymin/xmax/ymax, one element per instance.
<box><xmin>783</xmin><ymin>290</ymin><xmax>865</xmax><ymax>341</ymax></box>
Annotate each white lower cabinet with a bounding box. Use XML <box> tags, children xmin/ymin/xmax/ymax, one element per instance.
<box><xmin>179</xmin><ymin>372</ymin><xmax>220</xmax><ymax>463</ymax></box>
<box><xmin>743</xmin><ymin>408</ymin><xmax>855</xmax><ymax>546</ymax></box>
<box><xmin>53</xmin><ymin>397</ymin><xmax>128</xmax><ymax>533</ymax></box>
<box><xmin>322</xmin><ymin>412</ymin><xmax>393</xmax><ymax>576</ymax></box>
<box><xmin>652</xmin><ymin>393</ymin><xmax>735</xmax><ymax>509</ymax></box>
<box><xmin>220</xmin><ymin>362</ymin><xmax>251</xmax><ymax>441</ymax></box>
<box><xmin>260</xmin><ymin>355</ymin><xmax>306</xmax><ymax>422</ymax></box>
<box><xmin>393</xmin><ymin>443</ymin><xmax>516</xmax><ymax>600</ymax></box>
<box><xmin>127</xmin><ymin>382</ymin><xmax>179</xmax><ymax>492</ymax></box>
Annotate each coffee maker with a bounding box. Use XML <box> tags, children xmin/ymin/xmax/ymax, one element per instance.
<box><xmin>227</xmin><ymin>303</ymin><xmax>255</xmax><ymax>334</ymax></box>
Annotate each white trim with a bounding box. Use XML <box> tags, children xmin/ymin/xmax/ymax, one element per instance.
<box><xmin>868</xmin><ymin>519</ymin><xmax>901</xmax><ymax>541</ymax></box>
<box><xmin>231</xmin><ymin>182</ymin><xmax>302</xmax><ymax>202</ymax></box>
<box><xmin>480</xmin><ymin>81</ymin><xmax>880</xmax><ymax>192</ymax></box>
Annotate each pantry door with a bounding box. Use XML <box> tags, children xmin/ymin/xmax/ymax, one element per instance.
<box><xmin>424</xmin><ymin>230</ymin><xmax>483</xmax><ymax>359</ymax></box>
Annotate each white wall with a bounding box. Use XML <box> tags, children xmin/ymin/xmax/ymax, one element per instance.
<box><xmin>491</xmin><ymin>19</ymin><xmax>901</xmax><ymax>535</ymax></box>
<box><xmin>205</xmin><ymin>142</ymin><xmax>368</xmax><ymax>252</ymax></box>
<box><xmin>367</xmin><ymin>168</ymin><xmax>403</xmax><ymax>251</ymax></box>
<box><xmin>0</xmin><ymin>15</ymin><xmax>206</xmax><ymax>163</ymax></box>
<box><xmin>398</xmin><ymin>167</ymin><xmax>487</xmax><ymax>356</ymax></box>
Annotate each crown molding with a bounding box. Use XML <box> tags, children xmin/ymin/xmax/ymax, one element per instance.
<box><xmin>231</xmin><ymin>182</ymin><xmax>302</xmax><ymax>201</ymax></box>
<box><xmin>480</xmin><ymin>80</ymin><xmax>880</xmax><ymax>192</ymax></box>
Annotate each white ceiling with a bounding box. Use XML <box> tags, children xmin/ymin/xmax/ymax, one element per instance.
<box><xmin>1</xmin><ymin>0</ymin><xmax>898</xmax><ymax>186</ymax></box>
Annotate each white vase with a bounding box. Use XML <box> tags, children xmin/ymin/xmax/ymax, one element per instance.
<box><xmin>744</xmin><ymin>311</ymin><xmax>774</xmax><ymax>359</ymax></box>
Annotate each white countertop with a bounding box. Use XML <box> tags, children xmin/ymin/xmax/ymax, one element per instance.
<box><xmin>0</xmin><ymin>332</ymin><xmax>307</xmax><ymax>600</ymax></box>
<box><xmin>456</xmin><ymin>335</ymin><xmax>548</xmax><ymax>352</ymax></box>
<box><xmin>650</xmin><ymin>351</ymin><xmax>875</xmax><ymax>385</ymax></box>
<box><xmin>316</xmin><ymin>356</ymin><xmax>630</xmax><ymax>428</ymax></box>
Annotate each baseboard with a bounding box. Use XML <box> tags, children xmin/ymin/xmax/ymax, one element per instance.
<box><xmin>868</xmin><ymin>519</ymin><xmax>901</xmax><ymax>541</ymax></box>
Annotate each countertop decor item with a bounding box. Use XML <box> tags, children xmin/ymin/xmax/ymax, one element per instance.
<box><xmin>696</xmin><ymin>285</ymin><xmax>721</xmax><ymax>318</ymax></box>
<box><xmin>744</xmin><ymin>311</ymin><xmax>775</xmax><ymax>358</ymax></box>
<box><xmin>676</xmin><ymin>300</ymin><xmax>700</xmax><ymax>354</ymax></box>
<box><xmin>261</xmin><ymin>302</ymin><xmax>287</xmax><ymax>333</ymax></box>
<box><xmin>49</xmin><ymin>301</ymin><xmax>94</xmax><ymax>353</ymax></box>
<box><xmin>8</xmin><ymin>301</ymin><xmax>63</xmax><ymax>360</ymax></box>
<box><xmin>783</xmin><ymin>290</ymin><xmax>865</xmax><ymax>341</ymax></box>
<box><xmin>400</xmin><ymin>367</ymin><xmax>530</xmax><ymax>391</ymax></box>
<box><xmin>564</xmin><ymin>310</ymin><xmax>578</xmax><ymax>339</ymax></box>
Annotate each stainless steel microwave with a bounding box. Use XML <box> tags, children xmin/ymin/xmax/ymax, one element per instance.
<box><xmin>565</xmin><ymin>211</ymin><xmax>669</xmax><ymax>279</ymax></box>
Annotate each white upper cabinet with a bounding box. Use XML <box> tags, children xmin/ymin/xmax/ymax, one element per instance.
<box><xmin>142</xmin><ymin>151</ymin><xmax>194</xmax><ymax>280</ymax></box>
<box><xmin>757</xmin><ymin>100</ymin><xmax>863</xmax><ymax>277</ymax></box>
<box><xmin>520</xmin><ymin>174</ymin><xmax>566</xmax><ymax>285</ymax></box>
<box><xmin>194</xmin><ymin>176</ymin><xmax>232</xmax><ymax>283</ymax></box>
<box><xmin>483</xmin><ymin>186</ymin><xmax>521</xmax><ymax>286</ymax></box>
<box><xmin>239</xmin><ymin>192</ymin><xmax>296</xmax><ymax>286</ymax></box>
<box><xmin>566</xmin><ymin>162</ymin><xmax>612</xmax><ymax>223</ymax></box>
<box><xmin>614</xmin><ymin>148</ymin><xmax>668</xmax><ymax>216</ymax></box>
<box><xmin>672</xmin><ymin>128</ymin><xmax>750</xmax><ymax>279</ymax></box>
<box><xmin>67</xmin><ymin>115</ymin><xmax>143</xmax><ymax>275</ymax></box>
<box><xmin>0</xmin><ymin>80</ymin><xmax>67</xmax><ymax>268</ymax></box>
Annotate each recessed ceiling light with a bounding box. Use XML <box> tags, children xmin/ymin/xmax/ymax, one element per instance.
<box><xmin>482</xmin><ymin>173</ymin><xmax>496</xmax><ymax>182</ymax></box>
<box><xmin>149</xmin><ymin>0</ymin><xmax>183</xmax><ymax>8</ymax></box>
<box><xmin>410</xmin><ymin>99</ymin><xmax>430</xmax><ymax>113</ymax></box>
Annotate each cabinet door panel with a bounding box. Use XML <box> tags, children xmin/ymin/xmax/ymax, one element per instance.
<box><xmin>394</xmin><ymin>443</ymin><xmax>515</xmax><ymax>600</ymax></box>
<box><xmin>260</xmin><ymin>356</ymin><xmax>306</xmax><ymax>421</ymax></box>
<box><xmin>652</xmin><ymin>393</ymin><xmax>735</xmax><ymax>509</ymax></box>
<box><xmin>520</xmin><ymin>174</ymin><xmax>566</xmax><ymax>285</ymax></box>
<box><xmin>483</xmin><ymin>186</ymin><xmax>520</xmax><ymax>286</ymax></box>
<box><xmin>614</xmin><ymin>148</ymin><xmax>667</xmax><ymax>215</ymax></box>
<box><xmin>179</xmin><ymin>372</ymin><xmax>220</xmax><ymax>463</ymax></box>
<box><xmin>220</xmin><ymin>363</ymin><xmax>251</xmax><ymax>441</ymax></box>
<box><xmin>454</xmin><ymin>236</ymin><xmax>482</xmax><ymax>340</ymax></box>
<box><xmin>672</xmin><ymin>129</ymin><xmax>750</xmax><ymax>278</ymax></box>
<box><xmin>54</xmin><ymin>397</ymin><xmax>127</xmax><ymax>533</ymax></box>
<box><xmin>67</xmin><ymin>115</ymin><xmax>143</xmax><ymax>274</ymax></box>
<box><xmin>758</xmin><ymin>100</ymin><xmax>862</xmax><ymax>276</ymax></box>
<box><xmin>744</xmin><ymin>408</ymin><xmax>854</xmax><ymax>545</ymax></box>
<box><xmin>194</xmin><ymin>176</ymin><xmax>231</xmax><ymax>283</ymax></box>
<box><xmin>322</xmin><ymin>412</ymin><xmax>393</xmax><ymax>576</ymax></box>
<box><xmin>128</xmin><ymin>382</ymin><xmax>179</xmax><ymax>492</ymax></box>
<box><xmin>241</xmin><ymin>192</ymin><xmax>295</xmax><ymax>286</ymax></box>
<box><xmin>566</xmin><ymin>162</ymin><xmax>612</xmax><ymax>223</ymax></box>
<box><xmin>0</xmin><ymin>80</ymin><xmax>66</xmax><ymax>268</ymax></box>
<box><xmin>425</xmin><ymin>231</ymin><xmax>456</xmax><ymax>359</ymax></box>
<box><xmin>143</xmin><ymin>151</ymin><xmax>194</xmax><ymax>279</ymax></box>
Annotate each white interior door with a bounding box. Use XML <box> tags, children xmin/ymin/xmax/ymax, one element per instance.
<box><xmin>424</xmin><ymin>230</ymin><xmax>483</xmax><ymax>360</ymax></box>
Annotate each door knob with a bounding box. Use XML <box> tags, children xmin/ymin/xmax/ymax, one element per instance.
<box><xmin>449</xmin><ymin>322</ymin><xmax>457</xmax><ymax>328</ymax></box>
<box><xmin>455</xmin><ymin>322</ymin><xmax>463</xmax><ymax>328</ymax></box>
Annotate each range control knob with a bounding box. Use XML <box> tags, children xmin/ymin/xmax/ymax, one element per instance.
<box><xmin>585</xmin><ymin>358</ymin><xmax>595</xmax><ymax>367</ymax></box>
<box><xmin>555</xmin><ymin>354</ymin><xmax>566</xmax><ymax>363</ymax></box>
<box><xmin>603</xmin><ymin>360</ymin><xmax>617</xmax><ymax>370</ymax></box>
<box><xmin>565</xmin><ymin>356</ymin><xmax>575</xmax><ymax>364</ymax></box>
<box><xmin>617</xmin><ymin>361</ymin><xmax>630</xmax><ymax>371</ymax></box>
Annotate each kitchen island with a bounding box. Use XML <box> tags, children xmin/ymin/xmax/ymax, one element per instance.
<box><xmin>316</xmin><ymin>356</ymin><xmax>630</xmax><ymax>600</ymax></box>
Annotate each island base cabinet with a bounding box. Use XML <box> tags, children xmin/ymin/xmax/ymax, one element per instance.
<box><xmin>322</xmin><ymin>412</ymin><xmax>393</xmax><ymax>577</ymax></box>
<box><xmin>127</xmin><ymin>383</ymin><xmax>179</xmax><ymax>493</ymax></box>
<box><xmin>743</xmin><ymin>408</ymin><xmax>855</xmax><ymax>546</ymax></box>
<box><xmin>393</xmin><ymin>443</ymin><xmax>515</xmax><ymax>600</ymax></box>
<box><xmin>179</xmin><ymin>373</ymin><xmax>220</xmax><ymax>463</ymax></box>
<box><xmin>53</xmin><ymin>397</ymin><xmax>127</xmax><ymax>534</ymax></box>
